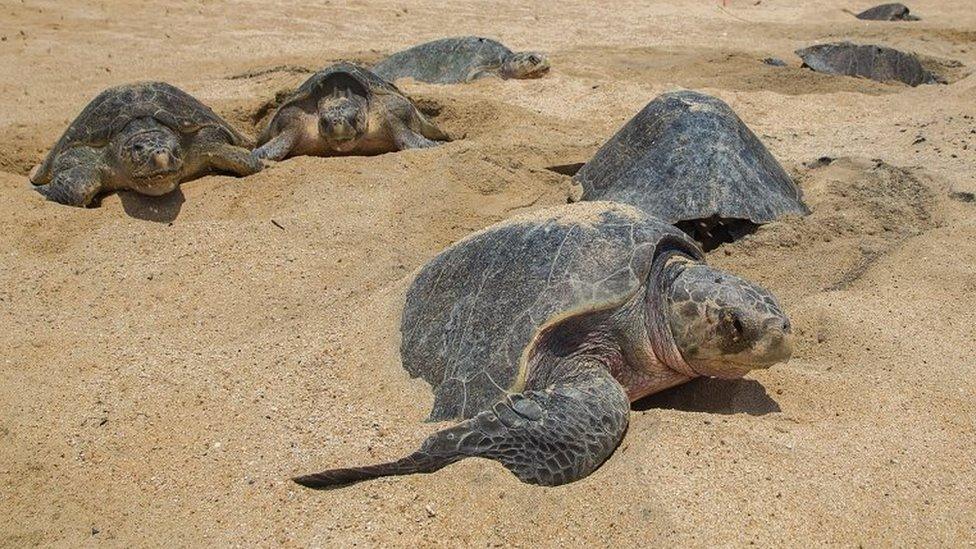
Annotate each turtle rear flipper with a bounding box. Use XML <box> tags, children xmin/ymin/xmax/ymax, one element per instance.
<box><xmin>294</xmin><ymin>365</ymin><xmax>629</xmax><ymax>488</ymax></box>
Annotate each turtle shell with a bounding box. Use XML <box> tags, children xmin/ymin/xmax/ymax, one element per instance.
<box><xmin>33</xmin><ymin>82</ymin><xmax>248</xmax><ymax>184</ymax></box>
<box><xmin>796</xmin><ymin>42</ymin><xmax>936</xmax><ymax>86</ymax></box>
<box><xmin>574</xmin><ymin>91</ymin><xmax>809</xmax><ymax>230</ymax></box>
<box><xmin>372</xmin><ymin>36</ymin><xmax>513</xmax><ymax>84</ymax></box>
<box><xmin>400</xmin><ymin>202</ymin><xmax>702</xmax><ymax>421</ymax></box>
<box><xmin>258</xmin><ymin>62</ymin><xmax>403</xmax><ymax>145</ymax></box>
<box><xmin>855</xmin><ymin>3</ymin><xmax>918</xmax><ymax>21</ymax></box>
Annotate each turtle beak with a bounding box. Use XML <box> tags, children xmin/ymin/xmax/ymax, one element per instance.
<box><xmin>152</xmin><ymin>151</ymin><xmax>171</xmax><ymax>170</ymax></box>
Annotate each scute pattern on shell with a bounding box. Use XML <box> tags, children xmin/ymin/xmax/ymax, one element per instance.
<box><xmin>372</xmin><ymin>36</ymin><xmax>513</xmax><ymax>84</ymax></box>
<box><xmin>574</xmin><ymin>90</ymin><xmax>809</xmax><ymax>225</ymax></box>
<box><xmin>399</xmin><ymin>202</ymin><xmax>701</xmax><ymax>421</ymax></box>
<box><xmin>280</xmin><ymin>62</ymin><xmax>402</xmax><ymax>110</ymax></box>
<box><xmin>33</xmin><ymin>82</ymin><xmax>247</xmax><ymax>183</ymax></box>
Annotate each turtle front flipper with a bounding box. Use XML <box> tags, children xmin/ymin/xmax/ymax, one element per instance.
<box><xmin>253</xmin><ymin>126</ymin><xmax>302</xmax><ymax>161</ymax></box>
<box><xmin>294</xmin><ymin>365</ymin><xmax>629</xmax><ymax>488</ymax></box>
<box><xmin>200</xmin><ymin>143</ymin><xmax>264</xmax><ymax>176</ymax></box>
<box><xmin>392</xmin><ymin>127</ymin><xmax>442</xmax><ymax>150</ymax></box>
<box><xmin>35</xmin><ymin>147</ymin><xmax>105</xmax><ymax>207</ymax></box>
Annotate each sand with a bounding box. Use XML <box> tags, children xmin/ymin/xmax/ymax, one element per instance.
<box><xmin>1</xmin><ymin>0</ymin><xmax>974</xmax><ymax>546</ymax></box>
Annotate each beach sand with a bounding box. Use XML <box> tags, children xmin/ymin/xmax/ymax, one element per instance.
<box><xmin>0</xmin><ymin>0</ymin><xmax>974</xmax><ymax>545</ymax></box>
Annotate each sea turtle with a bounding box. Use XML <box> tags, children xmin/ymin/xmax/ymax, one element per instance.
<box><xmin>30</xmin><ymin>82</ymin><xmax>261</xmax><ymax>207</ymax></box>
<box><xmin>573</xmin><ymin>90</ymin><xmax>809</xmax><ymax>250</ymax></box>
<box><xmin>853</xmin><ymin>3</ymin><xmax>919</xmax><ymax>21</ymax></box>
<box><xmin>253</xmin><ymin>62</ymin><xmax>448</xmax><ymax>160</ymax></box>
<box><xmin>796</xmin><ymin>42</ymin><xmax>938</xmax><ymax>86</ymax></box>
<box><xmin>294</xmin><ymin>202</ymin><xmax>794</xmax><ymax>488</ymax></box>
<box><xmin>371</xmin><ymin>36</ymin><xmax>550</xmax><ymax>84</ymax></box>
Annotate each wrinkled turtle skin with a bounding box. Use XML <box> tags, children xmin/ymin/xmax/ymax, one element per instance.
<box><xmin>294</xmin><ymin>202</ymin><xmax>794</xmax><ymax>488</ymax></box>
<box><xmin>254</xmin><ymin>62</ymin><xmax>448</xmax><ymax>160</ymax></box>
<box><xmin>855</xmin><ymin>3</ymin><xmax>919</xmax><ymax>21</ymax></box>
<box><xmin>574</xmin><ymin>90</ymin><xmax>809</xmax><ymax>250</ymax></box>
<box><xmin>30</xmin><ymin>82</ymin><xmax>260</xmax><ymax>207</ymax></box>
<box><xmin>372</xmin><ymin>36</ymin><xmax>550</xmax><ymax>84</ymax></box>
<box><xmin>796</xmin><ymin>42</ymin><xmax>938</xmax><ymax>86</ymax></box>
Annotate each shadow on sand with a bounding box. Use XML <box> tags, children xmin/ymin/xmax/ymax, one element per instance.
<box><xmin>119</xmin><ymin>188</ymin><xmax>185</xmax><ymax>223</ymax></box>
<box><xmin>634</xmin><ymin>377</ymin><xmax>781</xmax><ymax>416</ymax></box>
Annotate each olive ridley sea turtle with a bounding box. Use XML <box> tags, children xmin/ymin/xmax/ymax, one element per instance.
<box><xmin>796</xmin><ymin>42</ymin><xmax>938</xmax><ymax>86</ymax></box>
<box><xmin>294</xmin><ymin>202</ymin><xmax>794</xmax><ymax>487</ymax></box>
<box><xmin>573</xmin><ymin>90</ymin><xmax>809</xmax><ymax>250</ymax></box>
<box><xmin>372</xmin><ymin>36</ymin><xmax>550</xmax><ymax>84</ymax></box>
<box><xmin>853</xmin><ymin>3</ymin><xmax>919</xmax><ymax>21</ymax></box>
<box><xmin>253</xmin><ymin>62</ymin><xmax>448</xmax><ymax>160</ymax></box>
<box><xmin>30</xmin><ymin>82</ymin><xmax>261</xmax><ymax>207</ymax></box>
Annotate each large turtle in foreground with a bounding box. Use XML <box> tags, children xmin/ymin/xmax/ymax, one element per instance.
<box><xmin>30</xmin><ymin>82</ymin><xmax>261</xmax><ymax>207</ymax></box>
<box><xmin>573</xmin><ymin>91</ymin><xmax>809</xmax><ymax>250</ymax></box>
<box><xmin>253</xmin><ymin>63</ymin><xmax>448</xmax><ymax>160</ymax></box>
<box><xmin>796</xmin><ymin>42</ymin><xmax>938</xmax><ymax>87</ymax></box>
<box><xmin>294</xmin><ymin>202</ymin><xmax>794</xmax><ymax>487</ymax></box>
<box><xmin>371</xmin><ymin>36</ymin><xmax>550</xmax><ymax>84</ymax></box>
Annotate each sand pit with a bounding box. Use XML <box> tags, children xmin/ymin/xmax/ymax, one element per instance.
<box><xmin>1</xmin><ymin>0</ymin><xmax>974</xmax><ymax>546</ymax></box>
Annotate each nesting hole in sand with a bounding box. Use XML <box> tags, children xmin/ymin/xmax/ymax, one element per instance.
<box><xmin>675</xmin><ymin>217</ymin><xmax>760</xmax><ymax>252</ymax></box>
<box><xmin>544</xmin><ymin>162</ymin><xmax>585</xmax><ymax>177</ymax></box>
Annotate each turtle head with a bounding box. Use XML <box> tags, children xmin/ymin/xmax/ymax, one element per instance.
<box><xmin>116</xmin><ymin>118</ymin><xmax>183</xmax><ymax>196</ymax></box>
<box><xmin>501</xmin><ymin>52</ymin><xmax>550</xmax><ymax>79</ymax></box>
<box><xmin>317</xmin><ymin>91</ymin><xmax>367</xmax><ymax>151</ymax></box>
<box><xmin>665</xmin><ymin>260</ymin><xmax>793</xmax><ymax>379</ymax></box>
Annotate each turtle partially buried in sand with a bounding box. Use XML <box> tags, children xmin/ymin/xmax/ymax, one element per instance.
<box><xmin>372</xmin><ymin>36</ymin><xmax>550</xmax><ymax>84</ymax></box>
<box><xmin>30</xmin><ymin>82</ymin><xmax>261</xmax><ymax>207</ymax></box>
<box><xmin>852</xmin><ymin>3</ymin><xmax>919</xmax><ymax>21</ymax></box>
<box><xmin>295</xmin><ymin>202</ymin><xmax>794</xmax><ymax>488</ymax></box>
<box><xmin>253</xmin><ymin>62</ymin><xmax>448</xmax><ymax>160</ymax></box>
<box><xmin>573</xmin><ymin>90</ymin><xmax>809</xmax><ymax>250</ymax></box>
<box><xmin>796</xmin><ymin>42</ymin><xmax>938</xmax><ymax>86</ymax></box>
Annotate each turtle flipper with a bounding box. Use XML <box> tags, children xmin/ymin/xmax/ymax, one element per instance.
<box><xmin>35</xmin><ymin>147</ymin><xmax>104</xmax><ymax>207</ymax></box>
<box><xmin>253</xmin><ymin>126</ymin><xmax>301</xmax><ymax>161</ymax></box>
<box><xmin>293</xmin><ymin>445</ymin><xmax>461</xmax><ymax>489</ymax></box>
<box><xmin>294</xmin><ymin>366</ymin><xmax>630</xmax><ymax>488</ymax></box>
<box><xmin>201</xmin><ymin>143</ymin><xmax>264</xmax><ymax>176</ymax></box>
<box><xmin>392</xmin><ymin>128</ymin><xmax>441</xmax><ymax>150</ymax></box>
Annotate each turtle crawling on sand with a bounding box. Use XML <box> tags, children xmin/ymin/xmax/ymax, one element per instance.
<box><xmin>30</xmin><ymin>82</ymin><xmax>261</xmax><ymax>207</ymax></box>
<box><xmin>294</xmin><ymin>202</ymin><xmax>794</xmax><ymax>488</ymax></box>
<box><xmin>573</xmin><ymin>90</ymin><xmax>809</xmax><ymax>250</ymax></box>
<box><xmin>372</xmin><ymin>36</ymin><xmax>550</xmax><ymax>84</ymax></box>
<box><xmin>796</xmin><ymin>42</ymin><xmax>938</xmax><ymax>86</ymax></box>
<box><xmin>253</xmin><ymin>63</ymin><xmax>448</xmax><ymax>161</ymax></box>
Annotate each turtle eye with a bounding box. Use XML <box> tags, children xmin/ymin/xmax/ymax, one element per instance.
<box><xmin>729</xmin><ymin>313</ymin><xmax>745</xmax><ymax>339</ymax></box>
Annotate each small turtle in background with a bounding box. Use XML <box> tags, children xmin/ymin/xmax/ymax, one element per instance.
<box><xmin>293</xmin><ymin>202</ymin><xmax>794</xmax><ymax>488</ymax></box>
<box><xmin>572</xmin><ymin>90</ymin><xmax>809</xmax><ymax>251</ymax></box>
<box><xmin>254</xmin><ymin>63</ymin><xmax>448</xmax><ymax>160</ymax></box>
<box><xmin>853</xmin><ymin>3</ymin><xmax>919</xmax><ymax>21</ymax></box>
<box><xmin>796</xmin><ymin>42</ymin><xmax>939</xmax><ymax>86</ymax></box>
<box><xmin>372</xmin><ymin>36</ymin><xmax>550</xmax><ymax>84</ymax></box>
<box><xmin>30</xmin><ymin>82</ymin><xmax>261</xmax><ymax>207</ymax></box>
